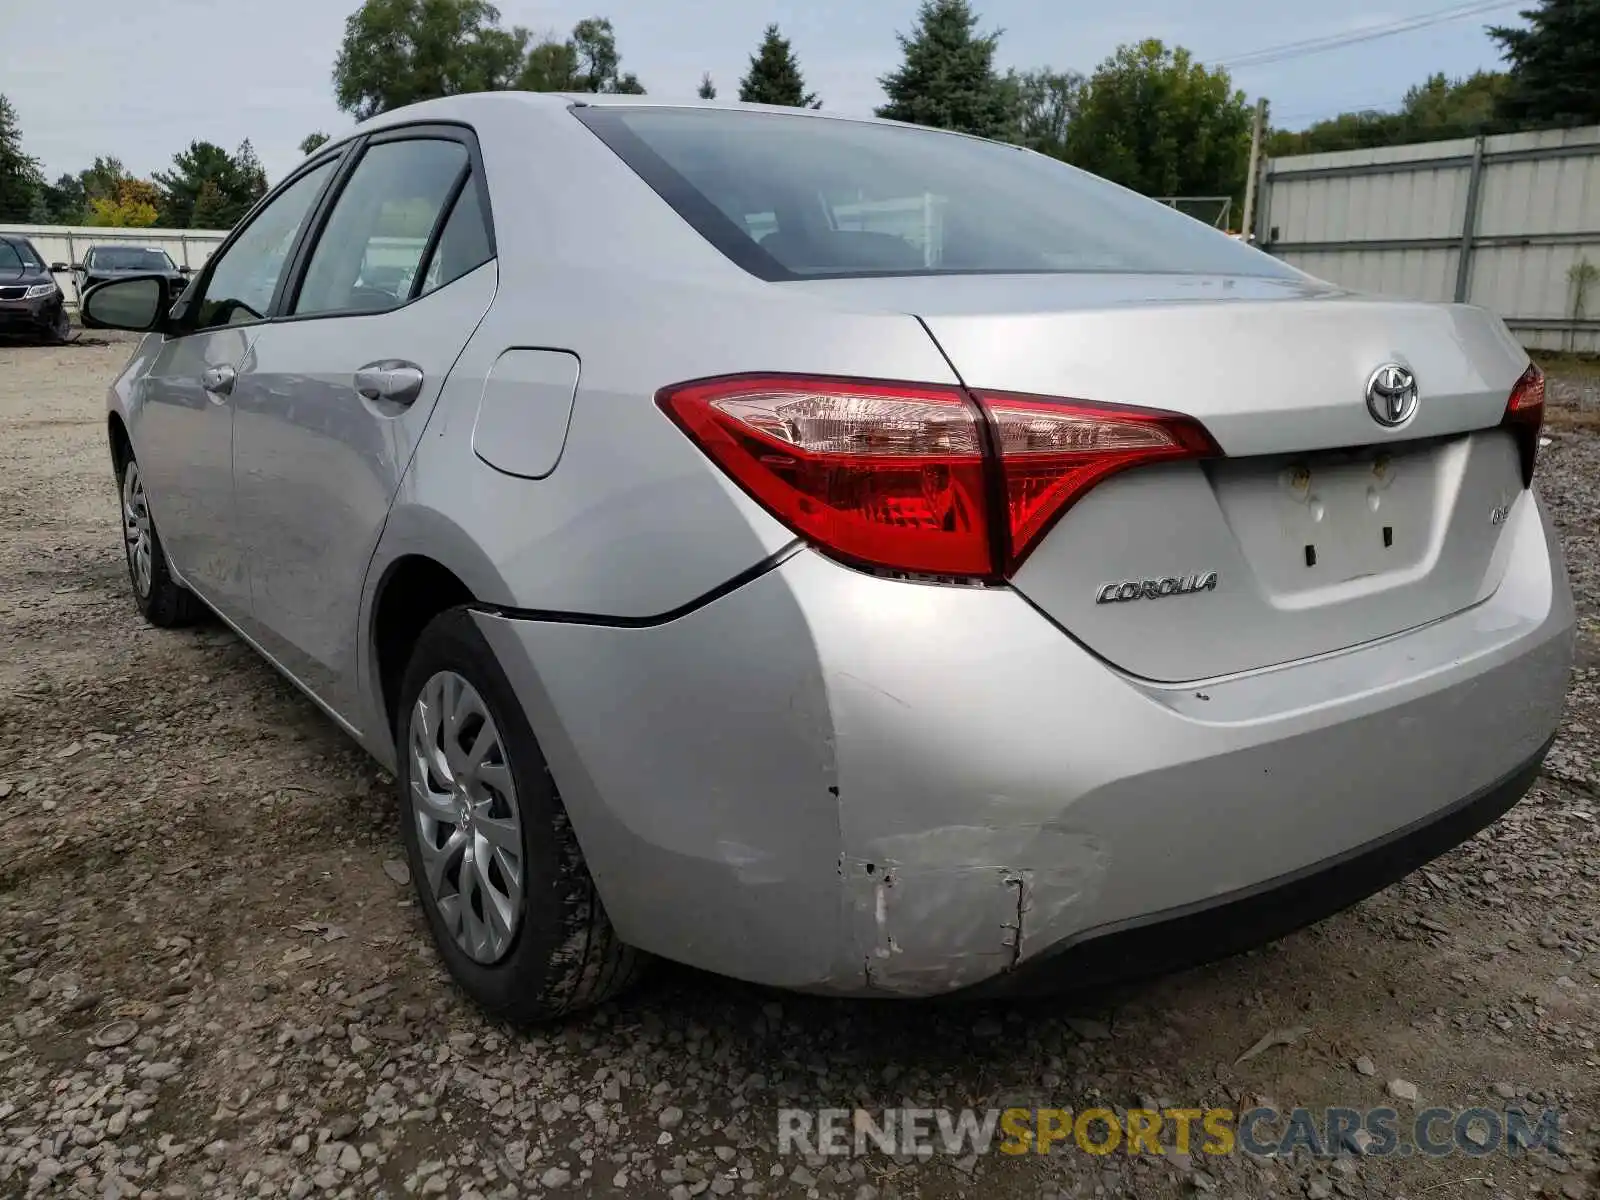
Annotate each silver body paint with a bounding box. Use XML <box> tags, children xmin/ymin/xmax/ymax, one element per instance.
<box><xmin>106</xmin><ymin>92</ymin><xmax>1574</xmax><ymax>996</ymax></box>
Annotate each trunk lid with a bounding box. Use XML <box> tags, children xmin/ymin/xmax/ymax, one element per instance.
<box><xmin>789</xmin><ymin>273</ymin><xmax>1531</xmax><ymax>681</ymax></box>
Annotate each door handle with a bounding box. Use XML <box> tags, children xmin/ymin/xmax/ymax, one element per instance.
<box><xmin>200</xmin><ymin>364</ymin><xmax>236</xmax><ymax>396</ymax></box>
<box><xmin>355</xmin><ymin>360</ymin><xmax>425</xmax><ymax>407</ymax></box>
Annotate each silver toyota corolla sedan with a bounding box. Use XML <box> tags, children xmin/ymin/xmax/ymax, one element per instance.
<box><xmin>81</xmin><ymin>93</ymin><xmax>1574</xmax><ymax>1022</ymax></box>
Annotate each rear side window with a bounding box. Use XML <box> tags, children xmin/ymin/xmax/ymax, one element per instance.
<box><xmin>417</xmin><ymin>176</ymin><xmax>493</xmax><ymax>298</ymax></box>
<box><xmin>576</xmin><ymin>107</ymin><xmax>1295</xmax><ymax>282</ymax></box>
<box><xmin>294</xmin><ymin>138</ymin><xmax>470</xmax><ymax>317</ymax></box>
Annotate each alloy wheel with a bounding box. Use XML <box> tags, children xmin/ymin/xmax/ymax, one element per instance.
<box><xmin>408</xmin><ymin>670</ymin><xmax>525</xmax><ymax>964</ymax></box>
<box><xmin>121</xmin><ymin>462</ymin><xmax>153</xmax><ymax>598</ymax></box>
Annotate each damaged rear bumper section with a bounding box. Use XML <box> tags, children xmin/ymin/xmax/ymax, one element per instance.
<box><xmin>474</xmin><ymin>490</ymin><xmax>1574</xmax><ymax>999</ymax></box>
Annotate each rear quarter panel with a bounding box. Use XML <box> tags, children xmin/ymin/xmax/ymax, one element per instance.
<box><xmin>360</xmin><ymin>96</ymin><xmax>959</xmax><ymax>740</ymax></box>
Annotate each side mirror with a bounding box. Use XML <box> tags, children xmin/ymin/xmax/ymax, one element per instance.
<box><xmin>178</xmin><ymin>265</ymin><xmax>192</xmax><ymax>275</ymax></box>
<box><xmin>51</xmin><ymin>262</ymin><xmax>69</xmax><ymax>273</ymax></box>
<box><xmin>81</xmin><ymin>275</ymin><xmax>170</xmax><ymax>333</ymax></box>
<box><xmin>72</xmin><ymin>262</ymin><xmax>84</xmax><ymax>271</ymax></box>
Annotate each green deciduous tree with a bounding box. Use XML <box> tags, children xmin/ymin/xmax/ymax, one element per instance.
<box><xmin>1266</xmin><ymin>71</ymin><xmax>1513</xmax><ymax>157</ymax></box>
<box><xmin>0</xmin><ymin>95</ymin><xmax>45</xmax><ymax>223</ymax></box>
<box><xmin>571</xmin><ymin>17</ymin><xmax>643</xmax><ymax>93</ymax></box>
<box><xmin>1491</xmin><ymin>0</ymin><xmax>1600</xmax><ymax>125</ymax></box>
<box><xmin>87</xmin><ymin>178</ymin><xmax>161</xmax><ymax>228</ymax></box>
<box><xmin>79</xmin><ymin>157</ymin><xmax>127</xmax><ymax>209</ymax></box>
<box><xmin>153</xmin><ymin>140</ymin><xmax>268</xmax><ymax>230</ymax></box>
<box><xmin>697</xmin><ymin>72</ymin><xmax>716</xmax><ymax>100</ymax></box>
<box><xmin>518</xmin><ymin>38</ymin><xmax>579</xmax><ymax>90</ymax></box>
<box><xmin>516</xmin><ymin>17</ymin><xmax>644</xmax><ymax>93</ymax></box>
<box><xmin>876</xmin><ymin>0</ymin><xmax>1012</xmax><ymax>138</ymax></box>
<box><xmin>333</xmin><ymin>0</ymin><xmax>531</xmax><ymax>119</ymax></box>
<box><xmin>1065</xmin><ymin>40</ymin><xmax>1252</xmax><ymax>199</ymax></box>
<box><xmin>738</xmin><ymin>25</ymin><xmax>819</xmax><ymax>108</ymax></box>
<box><xmin>300</xmin><ymin>132</ymin><xmax>332</xmax><ymax>156</ymax></box>
<box><xmin>1404</xmin><ymin>70</ymin><xmax>1508</xmax><ymax>132</ymax></box>
<box><xmin>1007</xmin><ymin>68</ymin><xmax>1082</xmax><ymax>158</ymax></box>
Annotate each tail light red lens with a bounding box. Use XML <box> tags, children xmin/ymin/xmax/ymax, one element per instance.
<box><xmin>658</xmin><ymin>375</ymin><xmax>1219</xmax><ymax>580</ymax></box>
<box><xmin>1502</xmin><ymin>363</ymin><xmax>1545</xmax><ymax>487</ymax></box>
<box><xmin>978</xmin><ymin>394</ymin><xmax>1221</xmax><ymax>572</ymax></box>
<box><xmin>657</xmin><ymin>376</ymin><xmax>992</xmax><ymax>575</ymax></box>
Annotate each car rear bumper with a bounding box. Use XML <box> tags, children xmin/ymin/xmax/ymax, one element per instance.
<box><xmin>475</xmin><ymin>487</ymin><xmax>1574</xmax><ymax>997</ymax></box>
<box><xmin>962</xmin><ymin>732</ymin><xmax>1552</xmax><ymax>997</ymax></box>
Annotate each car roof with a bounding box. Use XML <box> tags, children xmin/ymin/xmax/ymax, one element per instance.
<box><xmin>345</xmin><ymin>90</ymin><xmax>919</xmax><ymax>140</ymax></box>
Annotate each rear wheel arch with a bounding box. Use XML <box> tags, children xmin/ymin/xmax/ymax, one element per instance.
<box><xmin>371</xmin><ymin>554</ymin><xmax>477</xmax><ymax>729</ymax></box>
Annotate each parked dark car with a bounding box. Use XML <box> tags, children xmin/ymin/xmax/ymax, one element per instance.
<box><xmin>0</xmin><ymin>234</ymin><xmax>70</xmax><ymax>343</ymax></box>
<box><xmin>74</xmin><ymin>245</ymin><xmax>189</xmax><ymax>305</ymax></box>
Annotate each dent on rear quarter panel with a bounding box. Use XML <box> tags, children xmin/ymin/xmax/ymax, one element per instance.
<box><xmin>471</xmin><ymin>552</ymin><xmax>1118</xmax><ymax>997</ymax></box>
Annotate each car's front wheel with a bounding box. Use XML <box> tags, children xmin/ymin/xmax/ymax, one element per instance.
<box><xmin>396</xmin><ymin>608</ymin><xmax>645</xmax><ymax>1022</ymax></box>
<box><xmin>44</xmin><ymin>307</ymin><xmax>71</xmax><ymax>345</ymax></box>
<box><xmin>118</xmin><ymin>454</ymin><xmax>202</xmax><ymax>627</ymax></box>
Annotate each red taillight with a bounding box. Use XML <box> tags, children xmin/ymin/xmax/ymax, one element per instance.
<box><xmin>657</xmin><ymin>376</ymin><xmax>992</xmax><ymax>576</ymax></box>
<box><xmin>1502</xmin><ymin>363</ymin><xmax>1545</xmax><ymax>487</ymax></box>
<box><xmin>658</xmin><ymin>374</ymin><xmax>1219</xmax><ymax>579</ymax></box>
<box><xmin>978</xmin><ymin>394</ymin><xmax>1221</xmax><ymax>573</ymax></box>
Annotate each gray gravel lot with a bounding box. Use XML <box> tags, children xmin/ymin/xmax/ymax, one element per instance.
<box><xmin>0</xmin><ymin>338</ymin><xmax>1597</xmax><ymax>1200</ymax></box>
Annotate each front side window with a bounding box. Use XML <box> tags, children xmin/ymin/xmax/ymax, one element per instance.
<box><xmin>294</xmin><ymin>138</ymin><xmax>470</xmax><ymax>317</ymax></box>
<box><xmin>192</xmin><ymin>159</ymin><xmax>336</xmax><ymax>330</ymax></box>
<box><xmin>577</xmin><ymin>107</ymin><xmax>1297</xmax><ymax>282</ymax></box>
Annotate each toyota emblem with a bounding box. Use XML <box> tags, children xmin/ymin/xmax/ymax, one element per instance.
<box><xmin>1366</xmin><ymin>363</ymin><xmax>1419</xmax><ymax>427</ymax></box>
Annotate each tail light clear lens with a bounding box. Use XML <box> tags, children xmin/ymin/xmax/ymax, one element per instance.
<box><xmin>1502</xmin><ymin>363</ymin><xmax>1545</xmax><ymax>487</ymax></box>
<box><xmin>657</xmin><ymin>376</ymin><xmax>992</xmax><ymax>576</ymax></box>
<box><xmin>658</xmin><ymin>375</ymin><xmax>1220</xmax><ymax>580</ymax></box>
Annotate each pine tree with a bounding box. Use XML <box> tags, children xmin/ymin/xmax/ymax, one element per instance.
<box><xmin>738</xmin><ymin>25</ymin><xmax>819</xmax><ymax>108</ymax></box>
<box><xmin>697</xmin><ymin>72</ymin><xmax>717</xmax><ymax>100</ymax></box>
<box><xmin>876</xmin><ymin>0</ymin><xmax>1012</xmax><ymax>138</ymax></box>
<box><xmin>0</xmin><ymin>95</ymin><xmax>44</xmax><ymax>223</ymax></box>
<box><xmin>1491</xmin><ymin>0</ymin><xmax>1600</xmax><ymax>125</ymax></box>
<box><xmin>191</xmin><ymin>179</ymin><xmax>230</xmax><ymax>230</ymax></box>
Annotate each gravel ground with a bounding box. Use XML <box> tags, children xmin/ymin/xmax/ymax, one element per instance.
<box><xmin>0</xmin><ymin>337</ymin><xmax>1597</xmax><ymax>1200</ymax></box>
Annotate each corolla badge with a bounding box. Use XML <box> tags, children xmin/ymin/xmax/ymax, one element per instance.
<box><xmin>1095</xmin><ymin>573</ymin><xmax>1219</xmax><ymax>604</ymax></box>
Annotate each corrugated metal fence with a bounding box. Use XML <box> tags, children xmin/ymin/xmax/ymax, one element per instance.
<box><xmin>0</xmin><ymin>224</ymin><xmax>228</xmax><ymax>308</ymax></box>
<box><xmin>1257</xmin><ymin>125</ymin><xmax>1600</xmax><ymax>354</ymax></box>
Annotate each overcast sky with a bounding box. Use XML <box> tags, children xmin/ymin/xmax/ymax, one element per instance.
<box><xmin>2</xmin><ymin>0</ymin><xmax>1524</xmax><ymax>185</ymax></box>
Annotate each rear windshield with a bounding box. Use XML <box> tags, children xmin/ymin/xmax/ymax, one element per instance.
<box><xmin>575</xmin><ymin>106</ymin><xmax>1294</xmax><ymax>282</ymax></box>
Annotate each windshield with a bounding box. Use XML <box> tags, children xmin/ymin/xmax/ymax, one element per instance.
<box><xmin>95</xmin><ymin>247</ymin><xmax>177</xmax><ymax>271</ymax></box>
<box><xmin>0</xmin><ymin>243</ymin><xmax>24</xmax><ymax>271</ymax></box>
<box><xmin>575</xmin><ymin>106</ymin><xmax>1294</xmax><ymax>282</ymax></box>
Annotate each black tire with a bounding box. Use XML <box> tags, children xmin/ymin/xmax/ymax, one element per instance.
<box><xmin>44</xmin><ymin>308</ymin><xmax>72</xmax><ymax>345</ymax></box>
<box><xmin>395</xmin><ymin>607</ymin><xmax>646</xmax><ymax>1022</ymax></box>
<box><xmin>115</xmin><ymin>452</ymin><xmax>203</xmax><ymax>628</ymax></box>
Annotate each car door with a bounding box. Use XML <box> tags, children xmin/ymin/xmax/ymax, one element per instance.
<box><xmin>229</xmin><ymin>127</ymin><xmax>496</xmax><ymax>712</ymax></box>
<box><xmin>129</xmin><ymin>156</ymin><xmax>341</xmax><ymax>619</ymax></box>
<box><xmin>73</xmin><ymin>249</ymin><xmax>90</xmax><ymax>304</ymax></box>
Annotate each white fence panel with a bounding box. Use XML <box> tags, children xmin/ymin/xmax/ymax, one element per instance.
<box><xmin>0</xmin><ymin>224</ymin><xmax>230</xmax><ymax>308</ymax></box>
<box><xmin>1257</xmin><ymin>125</ymin><xmax>1600</xmax><ymax>354</ymax></box>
